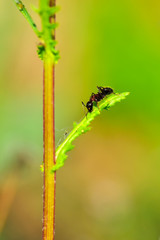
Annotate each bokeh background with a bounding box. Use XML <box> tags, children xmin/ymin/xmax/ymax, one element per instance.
<box><xmin>1</xmin><ymin>0</ymin><xmax>160</xmax><ymax>239</ymax></box>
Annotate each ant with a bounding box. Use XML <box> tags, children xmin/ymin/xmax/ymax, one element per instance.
<box><xmin>82</xmin><ymin>86</ymin><xmax>114</xmax><ymax>113</ymax></box>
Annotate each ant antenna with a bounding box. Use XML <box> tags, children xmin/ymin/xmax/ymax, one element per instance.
<box><xmin>82</xmin><ymin>101</ymin><xmax>86</xmax><ymax>107</ymax></box>
<box><xmin>81</xmin><ymin>101</ymin><xmax>88</xmax><ymax>118</ymax></box>
<box><xmin>82</xmin><ymin>101</ymin><xmax>86</xmax><ymax>113</ymax></box>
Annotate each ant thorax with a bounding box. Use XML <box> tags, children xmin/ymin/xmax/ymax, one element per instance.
<box><xmin>90</xmin><ymin>93</ymin><xmax>103</xmax><ymax>102</ymax></box>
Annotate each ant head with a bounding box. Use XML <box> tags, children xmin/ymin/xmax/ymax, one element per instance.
<box><xmin>86</xmin><ymin>101</ymin><xmax>93</xmax><ymax>112</ymax></box>
<box><xmin>82</xmin><ymin>101</ymin><xmax>93</xmax><ymax>113</ymax></box>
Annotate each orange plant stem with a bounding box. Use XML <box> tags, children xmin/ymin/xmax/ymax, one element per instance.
<box><xmin>43</xmin><ymin>57</ymin><xmax>56</xmax><ymax>240</ymax></box>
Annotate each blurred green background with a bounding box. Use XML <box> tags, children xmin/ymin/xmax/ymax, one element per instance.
<box><xmin>0</xmin><ymin>0</ymin><xmax>160</xmax><ymax>239</ymax></box>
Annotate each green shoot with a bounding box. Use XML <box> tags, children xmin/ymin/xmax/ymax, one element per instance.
<box><xmin>13</xmin><ymin>0</ymin><xmax>40</xmax><ymax>37</ymax></box>
<box><xmin>13</xmin><ymin>0</ymin><xmax>60</xmax><ymax>62</ymax></box>
<box><xmin>48</xmin><ymin>92</ymin><xmax>129</xmax><ymax>172</ymax></box>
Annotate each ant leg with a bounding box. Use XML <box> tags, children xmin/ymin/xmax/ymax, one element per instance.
<box><xmin>82</xmin><ymin>101</ymin><xmax>86</xmax><ymax>107</ymax></box>
<box><xmin>96</xmin><ymin>102</ymin><xmax>101</xmax><ymax>112</ymax></box>
<box><xmin>90</xmin><ymin>92</ymin><xmax>95</xmax><ymax>100</ymax></box>
<box><xmin>82</xmin><ymin>101</ymin><xmax>88</xmax><ymax>118</ymax></box>
<box><xmin>64</xmin><ymin>130</ymin><xmax>68</xmax><ymax>139</ymax></box>
<box><xmin>97</xmin><ymin>86</ymin><xmax>101</xmax><ymax>92</ymax></box>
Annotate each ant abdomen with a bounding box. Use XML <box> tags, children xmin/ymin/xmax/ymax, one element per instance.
<box><xmin>97</xmin><ymin>86</ymin><xmax>114</xmax><ymax>97</ymax></box>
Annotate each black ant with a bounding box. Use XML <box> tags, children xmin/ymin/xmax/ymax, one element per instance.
<box><xmin>82</xmin><ymin>86</ymin><xmax>114</xmax><ymax>113</ymax></box>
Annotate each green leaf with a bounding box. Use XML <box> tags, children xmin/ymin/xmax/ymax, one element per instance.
<box><xmin>13</xmin><ymin>0</ymin><xmax>40</xmax><ymax>37</ymax></box>
<box><xmin>51</xmin><ymin>92</ymin><xmax>129</xmax><ymax>172</ymax></box>
<box><xmin>37</xmin><ymin>44</ymin><xmax>45</xmax><ymax>60</ymax></box>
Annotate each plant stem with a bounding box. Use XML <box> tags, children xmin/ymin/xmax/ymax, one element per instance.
<box><xmin>14</xmin><ymin>0</ymin><xmax>58</xmax><ymax>238</ymax></box>
<box><xmin>43</xmin><ymin>57</ymin><xmax>56</xmax><ymax>240</ymax></box>
<box><xmin>42</xmin><ymin>0</ymin><xmax>56</xmax><ymax>239</ymax></box>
